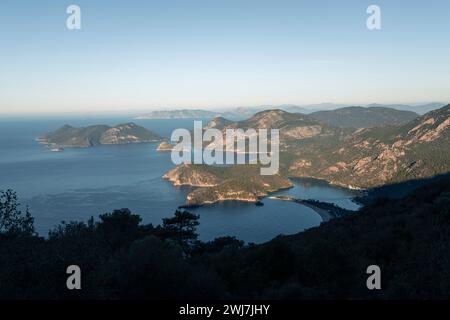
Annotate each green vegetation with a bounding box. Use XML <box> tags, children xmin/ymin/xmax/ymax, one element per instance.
<box><xmin>161</xmin><ymin>210</ymin><xmax>200</xmax><ymax>252</ymax></box>
<box><xmin>310</xmin><ymin>106</ymin><xmax>418</xmax><ymax>128</ymax></box>
<box><xmin>40</xmin><ymin>122</ymin><xmax>161</xmax><ymax>148</ymax></box>
<box><xmin>164</xmin><ymin>164</ymin><xmax>293</xmax><ymax>205</ymax></box>
<box><xmin>0</xmin><ymin>189</ymin><xmax>34</xmax><ymax>235</ymax></box>
<box><xmin>246</xmin><ymin>104</ymin><xmax>450</xmax><ymax>189</ymax></box>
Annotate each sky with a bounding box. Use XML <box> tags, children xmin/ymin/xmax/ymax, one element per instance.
<box><xmin>0</xmin><ymin>0</ymin><xmax>449</xmax><ymax>114</ymax></box>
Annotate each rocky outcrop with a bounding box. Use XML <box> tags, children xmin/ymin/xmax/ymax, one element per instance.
<box><xmin>156</xmin><ymin>141</ymin><xmax>174</xmax><ymax>152</ymax></box>
<box><xmin>163</xmin><ymin>164</ymin><xmax>293</xmax><ymax>205</ymax></box>
<box><xmin>163</xmin><ymin>164</ymin><xmax>220</xmax><ymax>187</ymax></box>
<box><xmin>204</xmin><ymin>117</ymin><xmax>234</xmax><ymax>130</ymax></box>
<box><xmin>283</xmin><ymin>125</ymin><xmax>322</xmax><ymax>139</ymax></box>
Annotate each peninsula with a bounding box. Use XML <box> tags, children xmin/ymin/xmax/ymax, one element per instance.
<box><xmin>163</xmin><ymin>164</ymin><xmax>293</xmax><ymax>206</ymax></box>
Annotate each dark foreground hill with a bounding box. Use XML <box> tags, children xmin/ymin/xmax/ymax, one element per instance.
<box><xmin>1</xmin><ymin>175</ymin><xmax>450</xmax><ymax>299</ymax></box>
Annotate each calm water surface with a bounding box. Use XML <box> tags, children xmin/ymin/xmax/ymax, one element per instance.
<box><xmin>0</xmin><ymin>116</ymin><xmax>360</xmax><ymax>243</ymax></box>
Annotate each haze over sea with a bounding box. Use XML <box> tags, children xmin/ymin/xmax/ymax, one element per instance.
<box><xmin>0</xmin><ymin>116</ymin><xmax>359</xmax><ymax>243</ymax></box>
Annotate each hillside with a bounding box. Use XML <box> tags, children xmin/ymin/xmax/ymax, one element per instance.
<box><xmin>223</xmin><ymin>109</ymin><xmax>351</xmax><ymax>144</ymax></box>
<box><xmin>2</xmin><ymin>175</ymin><xmax>450</xmax><ymax>299</ymax></box>
<box><xmin>310</xmin><ymin>106</ymin><xmax>418</xmax><ymax>128</ymax></box>
<box><xmin>367</xmin><ymin>102</ymin><xmax>445</xmax><ymax>115</ymax></box>
<box><xmin>287</xmin><ymin>104</ymin><xmax>450</xmax><ymax>188</ymax></box>
<box><xmin>163</xmin><ymin>110</ymin><xmax>341</xmax><ymax>205</ymax></box>
<box><xmin>200</xmin><ymin>175</ymin><xmax>450</xmax><ymax>299</ymax></box>
<box><xmin>163</xmin><ymin>164</ymin><xmax>293</xmax><ymax>205</ymax></box>
<box><xmin>193</xmin><ymin>104</ymin><xmax>450</xmax><ymax>190</ymax></box>
<box><xmin>40</xmin><ymin>123</ymin><xmax>162</xmax><ymax>148</ymax></box>
<box><xmin>203</xmin><ymin>116</ymin><xmax>234</xmax><ymax>130</ymax></box>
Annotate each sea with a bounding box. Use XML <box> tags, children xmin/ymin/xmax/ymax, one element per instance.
<box><xmin>0</xmin><ymin>115</ymin><xmax>360</xmax><ymax>243</ymax></box>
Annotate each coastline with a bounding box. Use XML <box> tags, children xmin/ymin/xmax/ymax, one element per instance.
<box><xmin>268</xmin><ymin>196</ymin><xmax>333</xmax><ymax>222</ymax></box>
<box><xmin>178</xmin><ymin>188</ymin><xmax>337</xmax><ymax>224</ymax></box>
<box><xmin>288</xmin><ymin>175</ymin><xmax>366</xmax><ymax>193</ymax></box>
<box><xmin>164</xmin><ymin>169</ymin><xmax>359</xmax><ymax>215</ymax></box>
<box><xmin>295</xmin><ymin>201</ymin><xmax>333</xmax><ymax>222</ymax></box>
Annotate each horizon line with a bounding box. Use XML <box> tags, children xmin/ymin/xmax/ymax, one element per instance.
<box><xmin>0</xmin><ymin>101</ymin><xmax>447</xmax><ymax>117</ymax></box>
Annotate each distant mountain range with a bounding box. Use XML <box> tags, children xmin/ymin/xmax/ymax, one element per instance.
<box><xmin>134</xmin><ymin>103</ymin><xmax>445</xmax><ymax>121</ymax></box>
<box><xmin>367</xmin><ymin>102</ymin><xmax>445</xmax><ymax>115</ymax></box>
<box><xmin>39</xmin><ymin>123</ymin><xmax>161</xmax><ymax>148</ymax></box>
<box><xmin>134</xmin><ymin>109</ymin><xmax>219</xmax><ymax>120</ymax></box>
<box><xmin>133</xmin><ymin>106</ymin><xmax>313</xmax><ymax>120</ymax></box>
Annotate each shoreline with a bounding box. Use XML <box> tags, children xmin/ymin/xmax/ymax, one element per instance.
<box><xmin>268</xmin><ymin>196</ymin><xmax>332</xmax><ymax>222</ymax></box>
<box><xmin>295</xmin><ymin>201</ymin><xmax>332</xmax><ymax>222</ymax></box>
<box><xmin>179</xmin><ymin>193</ymin><xmax>335</xmax><ymax>224</ymax></box>
<box><xmin>168</xmin><ymin>174</ymin><xmax>358</xmax><ymax>217</ymax></box>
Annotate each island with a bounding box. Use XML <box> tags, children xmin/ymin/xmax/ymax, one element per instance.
<box><xmin>156</xmin><ymin>141</ymin><xmax>174</xmax><ymax>152</ymax></box>
<box><xmin>163</xmin><ymin>164</ymin><xmax>293</xmax><ymax>206</ymax></box>
<box><xmin>39</xmin><ymin>123</ymin><xmax>162</xmax><ymax>148</ymax></box>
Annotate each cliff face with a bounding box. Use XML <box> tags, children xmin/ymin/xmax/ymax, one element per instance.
<box><xmin>186</xmin><ymin>175</ymin><xmax>293</xmax><ymax>205</ymax></box>
<box><xmin>287</xmin><ymin>104</ymin><xmax>450</xmax><ymax>188</ymax></box>
<box><xmin>163</xmin><ymin>164</ymin><xmax>221</xmax><ymax>187</ymax></box>
<box><xmin>163</xmin><ymin>164</ymin><xmax>293</xmax><ymax>205</ymax></box>
<box><xmin>41</xmin><ymin>123</ymin><xmax>161</xmax><ymax>148</ymax></box>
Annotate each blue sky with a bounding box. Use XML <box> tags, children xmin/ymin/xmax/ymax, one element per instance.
<box><xmin>0</xmin><ymin>0</ymin><xmax>449</xmax><ymax>113</ymax></box>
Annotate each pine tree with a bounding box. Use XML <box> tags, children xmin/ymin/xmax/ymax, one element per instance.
<box><xmin>162</xmin><ymin>210</ymin><xmax>200</xmax><ymax>250</ymax></box>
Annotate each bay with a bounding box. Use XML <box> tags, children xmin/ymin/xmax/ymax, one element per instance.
<box><xmin>0</xmin><ymin>116</ymin><xmax>360</xmax><ymax>243</ymax></box>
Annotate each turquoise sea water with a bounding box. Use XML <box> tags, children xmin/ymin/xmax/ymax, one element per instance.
<box><xmin>0</xmin><ymin>116</ymin><xmax>359</xmax><ymax>243</ymax></box>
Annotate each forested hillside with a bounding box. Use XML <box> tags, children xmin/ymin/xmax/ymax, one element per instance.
<box><xmin>1</xmin><ymin>175</ymin><xmax>450</xmax><ymax>299</ymax></box>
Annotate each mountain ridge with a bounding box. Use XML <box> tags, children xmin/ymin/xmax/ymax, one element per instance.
<box><xmin>286</xmin><ymin>104</ymin><xmax>450</xmax><ymax>188</ymax></box>
<box><xmin>310</xmin><ymin>106</ymin><xmax>418</xmax><ymax>128</ymax></box>
<box><xmin>133</xmin><ymin>103</ymin><xmax>445</xmax><ymax>121</ymax></box>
